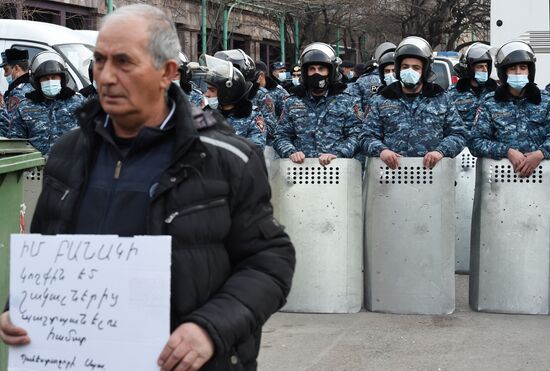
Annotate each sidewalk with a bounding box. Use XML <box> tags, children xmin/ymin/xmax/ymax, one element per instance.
<box><xmin>258</xmin><ymin>275</ymin><xmax>550</xmax><ymax>370</ymax></box>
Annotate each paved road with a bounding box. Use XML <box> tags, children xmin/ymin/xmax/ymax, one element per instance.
<box><xmin>258</xmin><ymin>275</ymin><xmax>550</xmax><ymax>370</ymax></box>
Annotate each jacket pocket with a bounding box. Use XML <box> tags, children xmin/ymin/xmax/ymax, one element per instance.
<box><xmin>32</xmin><ymin>176</ymin><xmax>75</xmax><ymax>233</ymax></box>
<box><xmin>164</xmin><ymin>198</ymin><xmax>231</xmax><ymax>244</ymax></box>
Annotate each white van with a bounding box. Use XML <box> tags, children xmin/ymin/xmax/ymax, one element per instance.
<box><xmin>0</xmin><ymin>19</ymin><xmax>94</xmax><ymax>93</ymax></box>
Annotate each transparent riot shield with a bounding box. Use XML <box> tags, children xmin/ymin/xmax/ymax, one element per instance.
<box><xmin>270</xmin><ymin>158</ymin><xmax>363</xmax><ymax>313</ymax></box>
<box><xmin>364</xmin><ymin>157</ymin><xmax>455</xmax><ymax>315</ymax></box>
<box><xmin>455</xmin><ymin>148</ymin><xmax>476</xmax><ymax>273</ymax></box>
<box><xmin>470</xmin><ymin>159</ymin><xmax>550</xmax><ymax>314</ymax></box>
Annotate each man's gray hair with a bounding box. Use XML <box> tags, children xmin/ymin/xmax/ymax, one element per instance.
<box><xmin>100</xmin><ymin>4</ymin><xmax>181</xmax><ymax>69</ymax></box>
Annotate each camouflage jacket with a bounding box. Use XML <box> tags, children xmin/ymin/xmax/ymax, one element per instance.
<box><xmin>348</xmin><ymin>70</ymin><xmax>382</xmax><ymax>115</ymax></box>
<box><xmin>226</xmin><ymin>105</ymin><xmax>267</xmax><ymax>150</ymax></box>
<box><xmin>448</xmin><ymin>78</ymin><xmax>497</xmax><ymax>130</ymax></box>
<box><xmin>186</xmin><ymin>81</ymin><xmax>206</xmax><ymax>108</ymax></box>
<box><xmin>3</xmin><ymin>73</ymin><xmax>33</xmax><ymax>125</ymax></box>
<box><xmin>361</xmin><ymin>82</ymin><xmax>467</xmax><ymax>157</ymax></box>
<box><xmin>273</xmin><ymin>83</ymin><xmax>362</xmax><ymax>158</ymax></box>
<box><xmin>251</xmin><ymin>86</ymin><xmax>277</xmax><ymax>143</ymax></box>
<box><xmin>265</xmin><ymin>84</ymin><xmax>289</xmax><ymax>118</ymax></box>
<box><xmin>470</xmin><ymin>84</ymin><xmax>550</xmax><ymax>159</ymax></box>
<box><xmin>6</xmin><ymin>87</ymin><xmax>84</xmax><ymax>155</ymax></box>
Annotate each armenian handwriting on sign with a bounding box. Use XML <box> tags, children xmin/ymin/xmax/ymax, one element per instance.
<box><xmin>8</xmin><ymin>234</ymin><xmax>171</xmax><ymax>371</ymax></box>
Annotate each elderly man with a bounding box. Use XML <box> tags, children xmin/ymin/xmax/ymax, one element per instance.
<box><xmin>360</xmin><ymin>37</ymin><xmax>467</xmax><ymax>169</ymax></box>
<box><xmin>0</xmin><ymin>4</ymin><xmax>295</xmax><ymax>371</ymax></box>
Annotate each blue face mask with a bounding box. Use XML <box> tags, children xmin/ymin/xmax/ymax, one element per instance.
<box><xmin>5</xmin><ymin>74</ymin><xmax>13</xmax><ymax>85</ymax></box>
<box><xmin>40</xmin><ymin>79</ymin><xmax>62</xmax><ymax>97</ymax></box>
<box><xmin>292</xmin><ymin>77</ymin><xmax>300</xmax><ymax>86</ymax></box>
<box><xmin>474</xmin><ymin>71</ymin><xmax>488</xmax><ymax>84</ymax></box>
<box><xmin>384</xmin><ymin>73</ymin><xmax>398</xmax><ymax>85</ymax></box>
<box><xmin>347</xmin><ymin>71</ymin><xmax>354</xmax><ymax>79</ymax></box>
<box><xmin>207</xmin><ymin>97</ymin><xmax>219</xmax><ymax>109</ymax></box>
<box><xmin>400</xmin><ymin>68</ymin><xmax>421</xmax><ymax>88</ymax></box>
<box><xmin>507</xmin><ymin>74</ymin><xmax>529</xmax><ymax>90</ymax></box>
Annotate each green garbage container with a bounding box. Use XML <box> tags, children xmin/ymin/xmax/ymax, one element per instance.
<box><xmin>0</xmin><ymin>139</ymin><xmax>45</xmax><ymax>371</ymax></box>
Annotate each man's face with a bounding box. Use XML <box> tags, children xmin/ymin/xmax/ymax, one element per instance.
<box><xmin>400</xmin><ymin>57</ymin><xmax>423</xmax><ymax>77</ymax></box>
<box><xmin>341</xmin><ymin>67</ymin><xmax>353</xmax><ymax>75</ymax></box>
<box><xmin>506</xmin><ymin>63</ymin><xmax>529</xmax><ymax>75</ymax></box>
<box><xmin>272</xmin><ymin>68</ymin><xmax>285</xmax><ymax>77</ymax></box>
<box><xmin>204</xmin><ymin>84</ymin><xmax>218</xmax><ymax>98</ymax></box>
<box><xmin>3</xmin><ymin>65</ymin><xmax>12</xmax><ymax>78</ymax></box>
<box><xmin>292</xmin><ymin>70</ymin><xmax>301</xmax><ymax>79</ymax></box>
<box><xmin>383</xmin><ymin>64</ymin><xmax>395</xmax><ymax>75</ymax></box>
<box><xmin>257</xmin><ymin>71</ymin><xmax>266</xmax><ymax>87</ymax></box>
<box><xmin>307</xmin><ymin>65</ymin><xmax>329</xmax><ymax>76</ymax></box>
<box><xmin>93</xmin><ymin>16</ymin><xmax>172</xmax><ymax>122</ymax></box>
<box><xmin>474</xmin><ymin>62</ymin><xmax>488</xmax><ymax>73</ymax></box>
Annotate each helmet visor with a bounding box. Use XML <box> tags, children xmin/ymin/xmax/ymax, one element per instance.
<box><xmin>199</xmin><ymin>54</ymin><xmax>234</xmax><ymax>80</ymax></box>
<box><xmin>496</xmin><ymin>41</ymin><xmax>535</xmax><ymax>64</ymax></box>
<box><xmin>300</xmin><ymin>42</ymin><xmax>336</xmax><ymax>62</ymax></box>
<box><xmin>31</xmin><ymin>51</ymin><xmax>66</xmax><ymax>73</ymax></box>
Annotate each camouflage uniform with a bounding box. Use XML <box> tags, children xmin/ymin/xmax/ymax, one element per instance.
<box><xmin>186</xmin><ymin>81</ymin><xmax>206</xmax><ymax>108</ymax></box>
<box><xmin>266</xmin><ymin>84</ymin><xmax>289</xmax><ymax>119</ymax></box>
<box><xmin>448</xmin><ymin>78</ymin><xmax>497</xmax><ymax>130</ymax></box>
<box><xmin>251</xmin><ymin>86</ymin><xmax>277</xmax><ymax>144</ymax></box>
<box><xmin>226</xmin><ymin>107</ymin><xmax>267</xmax><ymax>150</ymax></box>
<box><xmin>470</xmin><ymin>85</ymin><xmax>550</xmax><ymax>159</ymax></box>
<box><xmin>3</xmin><ymin>74</ymin><xmax>33</xmax><ymax>125</ymax></box>
<box><xmin>273</xmin><ymin>88</ymin><xmax>362</xmax><ymax>158</ymax></box>
<box><xmin>361</xmin><ymin>82</ymin><xmax>467</xmax><ymax>157</ymax></box>
<box><xmin>6</xmin><ymin>88</ymin><xmax>84</xmax><ymax>155</ymax></box>
<box><xmin>348</xmin><ymin>70</ymin><xmax>382</xmax><ymax>115</ymax></box>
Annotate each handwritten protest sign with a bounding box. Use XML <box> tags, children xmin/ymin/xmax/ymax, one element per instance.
<box><xmin>8</xmin><ymin>234</ymin><xmax>171</xmax><ymax>371</ymax></box>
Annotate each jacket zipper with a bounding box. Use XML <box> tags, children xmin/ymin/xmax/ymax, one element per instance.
<box><xmin>114</xmin><ymin>160</ymin><xmax>122</xmax><ymax>179</ymax></box>
<box><xmin>165</xmin><ymin>198</ymin><xmax>226</xmax><ymax>224</ymax></box>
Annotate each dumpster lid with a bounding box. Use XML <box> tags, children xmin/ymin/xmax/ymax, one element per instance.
<box><xmin>0</xmin><ymin>139</ymin><xmax>39</xmax><ymax>155</ymax></box>
<box><xmin>0</xmin><ymin>151</ymin><xmax>45</xmax><ymax>175</ymax></box>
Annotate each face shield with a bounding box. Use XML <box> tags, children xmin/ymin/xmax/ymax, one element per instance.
<box><xmin>300</xmin><ymin>42</ymin><xmax>337</xmax><ymax>62</ymax></box>
<box><xmin>396</xmin><ymin>37</ymin><xmax>433</xmax><ymax>60</ymax></box>
<box><xmin>374</xmin><ymin>42</ymin><xmax>397</xmax><ymax>61</ymax></box>
<box><xmin>200</xmin><ymin>54</ymin><xmax>235</xmax><ymax>83</ymax></box>
<box><xmin>31</xmin><ymin>51</ymin><xmax>66</xmax><ymax>73</ymax></box>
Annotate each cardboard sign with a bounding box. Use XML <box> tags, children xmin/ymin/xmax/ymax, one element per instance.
<box><xmin>8</xmin><ymin>234</ymin><xmax>171</xmax><ymax>371</ymax></box>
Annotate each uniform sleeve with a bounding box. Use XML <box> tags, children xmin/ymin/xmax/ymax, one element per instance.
<box><xmin>5</xmin><ymin>106</ymin><xmax>28</xmax><ymax>139</ymax></box>
<box><xmin>272</xmin><ymin>99</ymin><xmax>298</xmax><ymax>158</ymax></box>
<box><xmin>332</xmin><ymin>97</ymin><xmax>362</xmax><ymax>158</ymax></box>
<box><xmin>247</xmin><ymin>114</ymin><xmax>266</xmax><ymax>150</ymax></box>
<box><xmin>360</xmin><ymin>99</ymin><xmax>388</xmax><ymax>156</ymax></box>
<box><xmin>183</xmin><ymin>148</ymin><xmax>295</xmax><ymax>355</ymax></box>
<box><xmin>260</xmin><ymin>93</ymin><xmax>277</xmax><ymax>138</ymax></box>
<box><xmin>469</xmin><ymin>101</ymin><xmax>510</xmax><ymax>159</ymax></box>
<box><xmin>434</xmin><ymin>97</ymin><xmax>467</xmax><ymax>157</ymax></box>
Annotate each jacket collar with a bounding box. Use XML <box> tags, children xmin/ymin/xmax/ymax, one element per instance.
<box><xmin>5</xmin><ymin>73</ymin><xmax>30</xmax><ymax>96</ymax></box>
<box><xmin>455</xmin><ymin>77</ymin><xmax>498</xmax><ymax>93</ymax></box>
<box><xmin>494</xmin><ymin>82</ymin><xmax>541</xmax><ymax>104</ymax></box>
<box><xmin>291</xmin><ymin>80</ymin><xmax>348</xmax><ymax>98</ymax></box>
<box><xmin>380</xmin><ymin>81</ymin><xmax>445</xmax><ymax>99</ymax></box>
<box><xmin>76</xmin><ymin>84</ymin><xmax>201</xmax><ymax>159</ymax></box>
<box><xmin>25</xmin><ymin>86</ymin><xmax>76</xmax><ymax>103</ymax></box>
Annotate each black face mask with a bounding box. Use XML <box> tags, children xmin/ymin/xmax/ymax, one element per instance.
<box><xmin>306</xmin><ymin>73</ymin><xmax>329</xmax><ymax>91</ymax></box>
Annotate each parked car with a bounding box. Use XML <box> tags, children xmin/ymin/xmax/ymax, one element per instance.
<box><xmin>0</xmin><ymin>19</ymin><xmax>94</xmax><ymax>93</ymax></box>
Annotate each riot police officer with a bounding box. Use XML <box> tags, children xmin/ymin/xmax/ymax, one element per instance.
<box><xmin>350</xmin><ymin>42</ymin><xmax>395</xmax><ymax>112</ymax></box>
<box><xmin>449</xmin><ymin>42</ymin><xmax>498</xmax><ymax>129</ymax></box>
<box><xmin>265</xmin><ymin>60</ymin><xmax>290</xmax><ymax>118</ymax></box>
<box><xmin>201</xmin><ymin>55</ymin><xmax>266</xmax><ymax>149</ymax></box>
<box><xmin>470</xmin><ymin>41</ymin><xmax>550</xmax><ymax>177</ymax></box>
<box><xmin>360</xmin><ymin>36</ymin><xmax>467</xmax><ymax>169</ymax></box>
<box><xmin>1</xmin><ymin>48</ymin><xmax>33</xmax><ymax>130</ymax></box>
<box><xmin>377</xmin><ymin>51</ymin><xmax>397</xmax><ymax>91</ymax></box>
<box><xmin>175</xmin><ymin>52</ymin><xmax>205</xmax><ymax>108</ymax></box>
<box><xmin>273</xmin><ymin>42</ymin><xmax>362</xmax><ymax>166</ymax></box>
<box><xmin>214</xmin><ymin>49</ymin><xmax>277</xmax><ymax>143</ymax></box>
<box><xmin>6</xmin><ymin>51</ymin><xmax>83</xmax><ymax>155</ymax></box>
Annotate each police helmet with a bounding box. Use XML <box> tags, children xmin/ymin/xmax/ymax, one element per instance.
<box><xmin>200</xmin><ymin>54</ymin><xmax>251</xmax><ymax>105</ymax></box>
<box><xmin>374</xmin><ymin>42</ymin><xmax>396</xmax><ymax>62</ymax></box>
<box><xmin>458</xmin><ymin>42</ymin><xmax>492</xmax><ymax>79</ymax></box>
<box><xmin>495</xmin><ymin>40</ymin><xmax>536</xmax><ymax>83</ymax></box>
<box><xmin>214</xmin><ymin>49</ymin><xmax>257</xmax><ymax>82</ymax></box>
<box><xmin>178</xmin><ymin>52</ymin><xmax>193</xmax><ymax>82</ymax></box>
<box><xmin>88</xmin><ymin>59</ymin><xmax>94</xmax><ymax>83</ymax></box>
<box><xmin>299</xmin><ymin>42</ymin><xmax>341</xmax><ymax>85</ymax></box>
<box><xmin>30</xmin><ymin>51</ymin><xmax>69</xmax><ymax>91</ymax></box>
<box><xmin>378</xmin><ymin>52</ymin><xmax>395</xmax><ymax>81</ymax></box>
<box><xmin>394</xmin><ymin>36</ymin><xmax>433</xmax><ymax>82</ymax></box>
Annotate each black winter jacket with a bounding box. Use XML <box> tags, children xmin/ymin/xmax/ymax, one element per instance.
<box><xmin>30</xmin><ymin>85</ymin><xmax>295</xmax><ymax>370</ymax></box>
